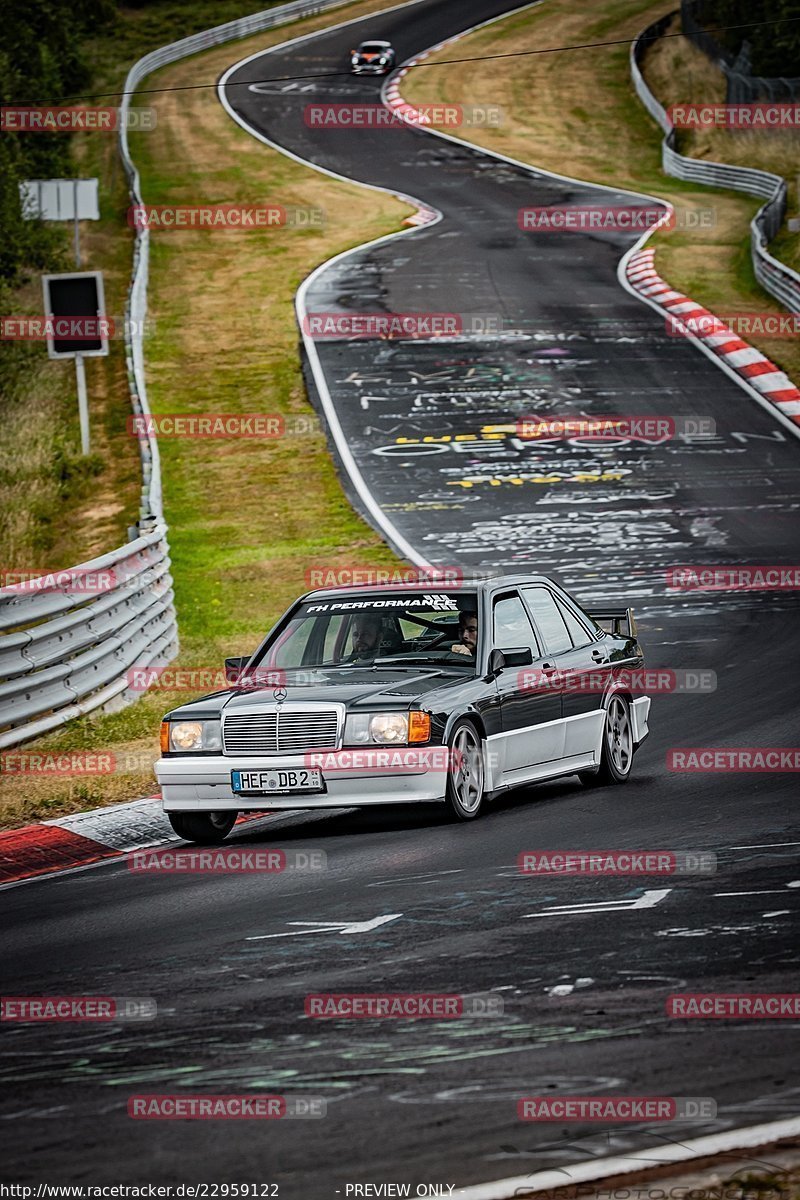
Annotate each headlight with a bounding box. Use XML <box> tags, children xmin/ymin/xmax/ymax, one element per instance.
<box><xmin>351</xmin><ymin>54</ymin><xmax>360</xmax><ymax>63</ymax></box>
<box><xmin>343</xmin><ymin>711</ymin><xmax>430</xmax><ymax>746</ymax></box>
<box><xmin>371</xmin><ymin>713</ymin><xmax>408</xmax><ymax>744</ymax></box>
<box><xmin>162</xmin><ymin>719</ymin><xmax>222</xmax><ymax>753</ymax></box>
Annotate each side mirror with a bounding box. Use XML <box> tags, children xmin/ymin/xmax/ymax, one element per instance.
<box><xmin>487</xmin><ymin>648</ymin><xmax>506</xmax><ymax>678</ymax></box>
<box><xmin>499</xmin><ymin>646</ymin><xmax>534</xmax><ymax>668</ymax></box>
<box><xmin>225</xmin><ymin>656</ymin><xmax>249</xmax><ymax>685</ymax></box>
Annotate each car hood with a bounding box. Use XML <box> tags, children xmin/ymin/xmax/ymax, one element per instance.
<box><xmin>164</xmin><ymin>665</ymin><xmax>470</xmax><ymax>719</ymax></box>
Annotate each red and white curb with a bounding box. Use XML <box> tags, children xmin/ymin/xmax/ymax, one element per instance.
<box><xmin>374</xmin><ymin>71</ymin><xmax>437</xmax><ymax>225</ymax></box>
<box><xmin>627</xmin><ymin>248</ymin><xmax>800</xmax><ymax>426</ymax></box>
<box><xmin>0</xmin><ymin>799</ymin><xmax>272</xmax><ymax>887</ymax></box>
<box><xmin>384</xmin><ymin>42</ymin><xmax>458</xmax><ymax>228</ymax></box>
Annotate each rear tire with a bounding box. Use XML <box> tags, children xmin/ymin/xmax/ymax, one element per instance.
<box><xmin>167</xmin><ymin>811</ymin><xmax>237</xmax><ymax>844</ymax></box>
<box><xmin>579</xmin><ymin>694</ymin><xmax>634</xmax><ymax>787</ymax></box>
<box><xmin>445</xmin><ymin>720</ymin><xmax>485</xmax><ymax>820</ymax></box>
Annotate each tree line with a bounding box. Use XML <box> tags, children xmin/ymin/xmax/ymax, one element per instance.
<box><xmin>0</xmin><ymin>0</ymin><xmax>114</xmax><ymax>290</ymax></box>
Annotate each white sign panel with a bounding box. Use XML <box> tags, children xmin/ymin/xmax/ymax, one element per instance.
<box><xmin>19</xmin><ymin>179</ymin><xmax>100</xmax><ymax>222</ymax></box>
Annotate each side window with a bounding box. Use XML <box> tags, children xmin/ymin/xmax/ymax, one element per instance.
<box><xmin>492</xmin><ymin>594</ymin><xmax>539</xmax><ymax>652</ymax></box>
<box><xmin>560</xmin><ymin>588</ymin><xmax>604</xmax><ymax>639</ymax></box>
<box><xmin>521</xmin><ymin>587</ymin><xmax>573</xmax><ymax>655</ymax></box>
<box><xmin>555</xmin><ymin>597</ymin><xmax>594</xmax><ymax>649</ymax></box>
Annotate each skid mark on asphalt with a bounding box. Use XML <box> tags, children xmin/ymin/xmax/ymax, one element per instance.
<box><xmin>0</xmin><ymin>1021</ymin><xmax>645</xmax><ymax>1103</ymax></box>
<box><xmin>309</xmin><ymin>326</ymin><xmax>800</xmax><ymax>602</ymax></box>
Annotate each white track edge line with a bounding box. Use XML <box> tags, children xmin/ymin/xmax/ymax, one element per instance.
<box><xmin>452</xmin><ymin>1116</ymin><xmax>800</xmax><ymax>1199</ymax></box>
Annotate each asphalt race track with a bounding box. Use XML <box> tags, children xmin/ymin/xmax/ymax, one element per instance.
<box><xmin>2</xmin><ymin>1</ymin><xmax>799</xmax><ymax>1195</ymax></box>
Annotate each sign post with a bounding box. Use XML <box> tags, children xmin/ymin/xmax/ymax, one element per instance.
<box><xmin>42</xmin><ymin>271</ymin><xmax>109</xmax><ymax>456</ymax></box>
<box><xmin>73</xmin><ymin>180</ymin><xmax>81</xmax><ymax>266</ymax></box>
<box><xmin>19</xmin><ymin>179</ymin><xmax>100</xmax><ymax>267</ymax></box>
<box><xmin>75</xmin><ymin>354</ymin><xmax>89</xmax><ymax>455</ymax></box>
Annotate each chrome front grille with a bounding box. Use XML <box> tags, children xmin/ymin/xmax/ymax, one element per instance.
<box><xmin>222</xmin><ymin>705</ymin><xmax>341</xmax><ymax>755</ymax></box>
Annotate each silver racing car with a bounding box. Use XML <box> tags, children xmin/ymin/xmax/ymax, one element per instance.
<box><xmin>350</xmin><ymin>40</ymin><xmax>396</xmax><ymax>75</ymax></box>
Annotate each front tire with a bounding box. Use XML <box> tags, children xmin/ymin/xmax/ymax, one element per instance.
<box><xmin>167</xmin><ymin>811</ymin><xmax>237</xmax><ymax>844</ymax></box>
<box><xmin>579</xmin><ymin>693</ymin><xmax>634</xmax><ymax>787</ymax></box>
<box><xmin>445</xmin><ymin>720</ymin><xmax>485</xmax><ymax>820</ymax></box>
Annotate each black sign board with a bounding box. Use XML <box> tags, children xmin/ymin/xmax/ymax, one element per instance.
<box><xmin>41</xmin><ymin>271</ymin><xmax>108</xmax><ymax>359</ymax></box>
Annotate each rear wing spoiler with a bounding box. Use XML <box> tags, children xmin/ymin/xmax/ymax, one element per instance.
<box><xmin>591</xmin><ymin>607</ymin><xmax>637</xmax><ymax>638</ymax></box>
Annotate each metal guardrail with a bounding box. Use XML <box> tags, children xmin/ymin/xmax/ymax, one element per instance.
<box><xmin>0</xmin><ymin>531</ymin><xmax>176</xmax><ymax>749</ymax></box>
<box><xmin>630</xmin><ymin>15</ymin><xmax>800</xmax><ymax>315</ymax></box>
<box><xmin>1</xmin><ymin>0</ymin><xmax>355</xmax><ymax>750</ymax></box>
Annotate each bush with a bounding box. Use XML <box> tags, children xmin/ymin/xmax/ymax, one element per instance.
<box><xmin>691</xmin><ymin>0</ymin><xmax>800</xmax><ymax>78</ymax></box>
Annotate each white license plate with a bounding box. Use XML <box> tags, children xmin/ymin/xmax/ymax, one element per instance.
<box><xmin>231</xmin><ymin>768</ymin><xmax>324</xmax><ymax>795</ymax></box>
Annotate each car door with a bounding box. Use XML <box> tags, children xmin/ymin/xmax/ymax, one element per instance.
<box><xmin>521</xmin><ymin>585</ymin><xmax>607</xmax><ymax>763</ymax></box>
<box><xmin>490</xmin><ymin>590</ymin><xmax>564</xmax><ymax>784</ymax></box>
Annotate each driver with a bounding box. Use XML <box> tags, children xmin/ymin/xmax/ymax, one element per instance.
<box><xmin>451</xmin><ymin>608</ymin><xmax>478</xmax><ymax>656</ymax></box>
<box><xmin>348</xmin><ymin>613</ymin><xmax>382</xmax><ymax>660</ymax></box>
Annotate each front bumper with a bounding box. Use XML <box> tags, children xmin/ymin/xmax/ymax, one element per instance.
<box><xmin>351</xmin><ymin>63</ymin><xmax>390</xmax><ymax>74</ymax></box>
<box><xmin>155</xmin><ymin>751</ymin><xmax>448</xmax><ymax>812</ymax></box>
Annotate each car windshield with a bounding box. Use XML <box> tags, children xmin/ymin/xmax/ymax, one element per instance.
<box><xmin>256</xmin><ymin>591</ymin><xmax>479</xmax><ymax>670</ymax></box>
<box><xmin>359</xmin><ymin>43</ymin><xmax>387</xmax><ymax>53</ymax></box>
